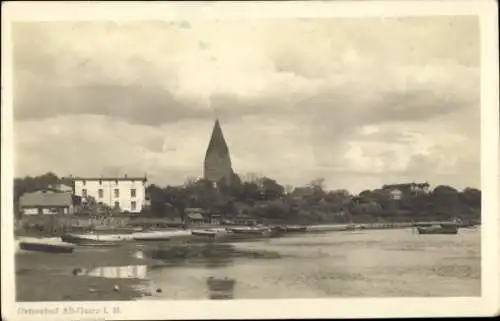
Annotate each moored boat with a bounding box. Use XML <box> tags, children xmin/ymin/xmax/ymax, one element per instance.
<box><xmin>19</xmin><ymin>241</ymin><xmax>74</xmax><ymax>253</ymax></box>
<box><xmin>61</xmin><ymin>233</ymin><xmax>128</xmax><ymax>244</ymax></box>
<box><xmin>417</xmin><ymin>224</ymin><xmax>459</xmax><ymax>235</ymax></box>
<box><xmin>133</xmin><ymin>236</ymin><xmax>171</xmax><ymax>242</ymax></box>
<box><xmin>132</xmin><ymin>230</ymin><xmax>190</xmax><ymax>242</ymax></box>
<box><xmin>269</xmin><ymin>226</ymin><xmax>286</xmax><ymax>237</ymax></box>
<box><xmin>76</xmin><ymin>242</ymin><xmax>121</xmax><ymax>247</ymax></box>
<box><xmin>284</xmin><ymin>225</ymin><xmax>308</xmax><ymax>233</ymax></box>
<box><xmin>227</xmin><ymin>226</ymin><xmax>269</xmax><ymax>234</ymax></box>
<box><xmin>191</xmin><ymin>230</ymin><xmax>219</xmax><ymax>237</ymax></box>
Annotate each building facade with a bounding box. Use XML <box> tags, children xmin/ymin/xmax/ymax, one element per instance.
<box><xmin>72</xmin><ymin>176</ymin><xmax>147</xmax><ymax>213</ymax></box>
<box><xmin>382</xmin><ymin>182</ymin><xmax>430</xmax><ymax>200</ymax></box>
<box><xmin>204</xmin><ymin>119</ymin><xmax>234</xmax><ymax>185</ymax></box>
<box><xmin>19</xmin><ymin>190</ymin><xmax>74</xmax><ymax>215</ymax></box>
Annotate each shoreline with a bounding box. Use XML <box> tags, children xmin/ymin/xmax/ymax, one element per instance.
<box><xmin>15</xmin><ymin>220</ymin><xmax>471</xmax><ymax>238</ymax></box>
<box><xmin>15</xmin><ymin>227</ymin><xmax>481</xmax><ymax>301</ymax></box>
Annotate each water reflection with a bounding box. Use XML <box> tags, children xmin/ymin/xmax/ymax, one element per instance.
<box><xmin>70</xmin><ymin>229</ymin><xmax>480</xmax><ymax>299</ymax></box>
<box><xmin>142</xmin><ymin>243</ymin><xmax>282</xmax><ymax>268</ymax></box>
<box><xmin>76</xmin><ymin>265</ymin><xmax>148</xmax><ymax>279</ymax></box>
<box><xmin>206</xmin><ymin>277</ymin><xmax>236</xmax><ymax>300</ymax></box>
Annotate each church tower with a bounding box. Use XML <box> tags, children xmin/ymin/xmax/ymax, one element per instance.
<box><xmin>203</xmin><ymin>119</ymin><xmax>234</xmax><ymax>185</ymax></box>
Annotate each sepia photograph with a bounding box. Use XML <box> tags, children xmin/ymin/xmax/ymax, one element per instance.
<box><xmin>1</xmin><ymin>1</ymin><xmax>499</xmax><ymax>320</ymax></box>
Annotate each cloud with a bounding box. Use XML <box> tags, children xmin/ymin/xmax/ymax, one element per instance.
<box><xmin>11</xmin><ymin>17</ymin><xmax>480</xmax><ymax>193</ymax></box>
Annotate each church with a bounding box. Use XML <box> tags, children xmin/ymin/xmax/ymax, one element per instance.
<box><xmin>203</xmin><ymin>119</ymin><xmax>234</xmax><ymax>185</ymax></box>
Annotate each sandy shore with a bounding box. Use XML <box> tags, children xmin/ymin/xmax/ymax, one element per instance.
<box><xmin>15</xmin><ymin>244</ymin><xmax>157</xmax><ymax>301</ymax></box>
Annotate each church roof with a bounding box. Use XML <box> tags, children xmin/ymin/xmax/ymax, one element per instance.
<box><xmin>205</xmin><ymin>119</ymin><xmax>230</xmax><ymax>157</ymax></box>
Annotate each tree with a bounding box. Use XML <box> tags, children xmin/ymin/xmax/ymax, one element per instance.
<box><xmin>145</xmin><ymin>184</ymin><xmax>167</xmax><ymax>216</ymax></box>
<box><xmin>460</xmin><ymin>187</ymin><xmax>481</xmax><ymax>208</ymax></box>
<box><xmin>309</xmin><ymin>178</ymin><xmax>326</xmax><ymax>192</ymax></box>
<box><xmin>324</xmin><ymin>189</ymin><xmax>351</xmax><ymax>211</ymax></box>
<box><xmin>258</xmin><ymin>177</ymin><xmax>285</xmax><ymax>200</ymax></box>
<box><xmin>432</xmin><ymin>185</ymin><xmax>460</xmax><ymax>217</ymax></box>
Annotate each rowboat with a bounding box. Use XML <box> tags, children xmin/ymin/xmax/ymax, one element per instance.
<box><xmin>284</xmin><ymin>225</ymin><xmax>308</xmax><ymax>233</ymax></box>
<box><xmin>19</xmin><ymin>241</ymin><xmax>75</xmax><ymax>253</ymax></box>
<box><xmin>417</xmin><ymin>224</ymin><xmax>459</xmax><ymax>235</ymax></box>
<box><xmin>75</xmin><ymin>242</ymin><xmax>121</xmax><ymax>247</ymax></box>
<box><xmin>61</xmin><ymin>232</ymin><xmax>134</xmax><ymax>244</ymax></box>
<box><xmin>133</xmin><ymin>236</ymin><xmax>171</xmax><ymax>242</ymax></box>
<box><xmin>227</xmin><ymin>226</ymin><xmax>270</xmax><ymax>235</ymax></box>
<box><xmin>191</xmin><ymin>230</ymin><xmax>219</xmax><ymax>237</ymax></box>
<box><xmin>132</xmin><ymin>230</ymin><xmax>190</xmax><ymax>242</ymax></box>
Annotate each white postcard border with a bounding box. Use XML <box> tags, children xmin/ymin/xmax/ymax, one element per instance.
<box><xmin>1</xmin><ymin>1</ymin><xmax>499</xmax><ymax>320</ymax></box>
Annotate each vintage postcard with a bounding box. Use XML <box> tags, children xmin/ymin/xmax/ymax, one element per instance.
<box><xmin>1</xmin><ymin>1</ymin><xmax>499</xmax><ymax>320</ymax></box>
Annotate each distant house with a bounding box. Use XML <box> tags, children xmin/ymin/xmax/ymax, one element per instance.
<box><xmin>19</xmin><ymin>190</ymin><xmax>74</xmax><ymax>216</ymax></box>
<box><xmin>203</xmin><ymin>211</ymin><xmax>222</xmax><ymax>225</ymax></box>
<box><xmin>382</xmin><ymin>182</ymin><xmax>430</xmax><ymax>199</ymax></box>
<box><xmin>185</xmin><ymin>212</ymin><xmax>205</xmax><ymax>225</ymax></box>
<box><xmin>388</xmin><ymin>189</ymin><xmax>403</xmax><ymax>200</ymax></box>
<box><xmin>232</xmin><ymin>214</ymin><xmax>257</xmax><ymax>226</ymax></box>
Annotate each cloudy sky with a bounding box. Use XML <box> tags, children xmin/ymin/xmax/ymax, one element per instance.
<box><xmin>12</xmin><ymin>16</ymin><xmax>480</xmax><ymax>193</ymax></box>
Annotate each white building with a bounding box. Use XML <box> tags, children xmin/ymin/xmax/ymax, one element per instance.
<box><xmin>72</xmin><ymin>175</ymin><xmax>147</xmax><ymax>213</ymax></box>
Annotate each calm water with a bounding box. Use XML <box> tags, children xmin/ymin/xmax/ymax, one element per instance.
<box><xmin>80</xmin><ymin>228</ymin><xmax>481</xmax><ymax>299</ymax></box>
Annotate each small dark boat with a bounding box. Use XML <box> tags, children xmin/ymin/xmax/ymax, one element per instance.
<box><xmin>285</xmin><ymin>225</ymin><xmax>308</xmax><ymax>233</ymax></box>
<box><xmin>269</xmin><ymin>226</ymin><xmax>286</xmax><ymax>237</ymax></box>
<box><xmin>457</xmin><ymin>222</ymin><xmax>476</xmax><ymax>228</ymax></box>
<box><xmin>192</xmin><ymin>230</ymin><xmax>218</xmax><ymax>236</ymax></box>
<box><xmin>417</xmin><ymin>224</ymin><xmax>459</xmax><ymax>235</ymax></box>
<box><xmin>133</xmin><ymin>236</ymin><xmax>171</xmax><ymax>241</ymax></box>
<box><xmin>76</xmin><ymin>242</ymin><xmax>120</xmax><ymax>247</ymax></box>
<box><xmin>20</xmin><ymin>241</ymin><xmax>74</xmax><ymax>253</ymax></box>
<box><xmin>191</xmin><ymin>230</ymin><xmax>219</xmax><ymax>240</ymax></box>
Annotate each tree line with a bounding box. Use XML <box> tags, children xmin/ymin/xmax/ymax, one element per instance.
<box><xmin>13</xmin><ymin>172</ymin><xmax>481</xmax><ymax>224</ymax></box>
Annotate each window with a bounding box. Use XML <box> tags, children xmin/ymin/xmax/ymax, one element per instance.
<box><xmin>82</xmin><ymin>189</ymin><xmax>87</xmax><ymax>197</ymax></box>
<box><xmin>131</xmin><ymin>189</ymin><xmax>136</xmax><ymax>198</ymax></box>
<box><xmin>98</xmin><ymin>189</ymin><xmax>104</xmax><ymax>199</ymax></box>
<box><xmin>99</xmin><ymin>179</ymin><xmax>102</xmax><ymax>185</ymax></box>
<box><xmin>114</xmin><ymin>201</ymin><xmax>120</xmax><ymax>209</ymax></box>
<box><xmin>115</xmin><ymin>179</ymin><xmax>118</xmax><ymax>185</ymax></box>
<box><xmin>114</xmin><ymin>188</ymin><xmax>120</xmax><ymax>198</ymax></box>
<box><xmin>82</xmin><ymin>180</ymin><xmax>86</xmax><ymax>186</ymax></box>
<box><xmin>131</xmin><ymin>201</ymin><xmax>137</xmax><ymax>211</ymax></box>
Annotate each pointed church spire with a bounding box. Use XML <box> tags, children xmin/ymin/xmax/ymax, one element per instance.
<box><xmin>205</xmin><ymin>118</ymin><xmax>229</xmax><ymax>156</ymax></box>
<box><xmin>204</xmin><ymin>119</ymin><xmax>234</xmax><ymax>184</ymax></box>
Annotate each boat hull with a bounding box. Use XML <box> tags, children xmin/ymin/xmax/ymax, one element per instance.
<box><xmin>61</xmin><ymin>234</ymin><xmax>125</xmax><ymax>245</ymax></box>
<box><xmin>285</xmin><ymin>226</ymin><xmax>308</xmax><ymax>233</ymax></box>
<box><xmin>191</xmin><ymin>231</ymin><xmax>218</xmax><ymax>238</ymax></box>
<box><xmin>76</xmin><ymin>242</ymin><xmax>120</xmax><ymax>247</ymax></box>
<box><xmin>417</xmin><ymin>227</ymin><xmax>459</xmax><ymax>235</ymax></box>
<box><xmin>133</xmin><ymin>237</ymin><xmax>171</xmax><ymax>241</ymax></box>
<box><xmin>20</xmin><ymin>242</ymin><xmax>74</xmax><ymax>253</ymax></box>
